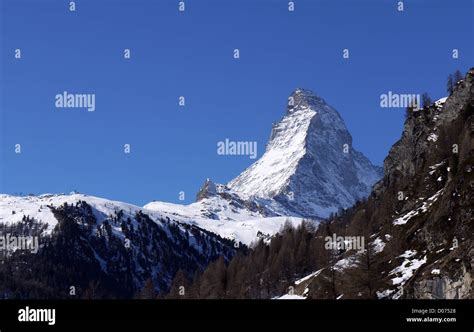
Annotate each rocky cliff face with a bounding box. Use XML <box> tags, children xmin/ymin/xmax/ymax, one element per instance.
<box><xmin>228</xmin><ymin>89</ymin><xmax>382</xmax><ymax>218</ymax></box>
<box><xmin>413</xmin><ymin>263</ymin><xmax>472</xmax><ymax>299</ymax></box>
<box><xmin>375</xmin><ymin>69</ymin><xmax>473</xmax><ymax>299</ymax></box>
<box><xmin>298</xmin><ymin>68</ymin><xmax>474</xmax><ymax>300</ymax></box>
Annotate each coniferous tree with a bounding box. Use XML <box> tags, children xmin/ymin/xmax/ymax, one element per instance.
<box><xmin>453</xmin><ymin>70</ymin><xmax>463</xmax><ymax>84</ymax></box>
<box><xmin>197</xmin><ymin>256</ymin><xmax>227</xmax><ymax>299</ymax></box>
<box><xmin>167</xmin><ymin>270</ymin><xmax>190</xmax><ymax>299</ymax></box>
<box><xmin>83</xmin><ymin>280</ymin><xmax>101</xmax><ymax>299</ymax></box>
<box><xmin>447</xmin><ymin>75</ymin><xmax>454</xmax><ymax>95</ymax></box>
<box><xmin>135</xmin><ymin>278</ymin><xmax>156</xmax><ymax>299</ymax></box>
<box><xmin>421</xmin><ymin>93</ymin><xmax>432</xmax><ymax>109</ymax></box>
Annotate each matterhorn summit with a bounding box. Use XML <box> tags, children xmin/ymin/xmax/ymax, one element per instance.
<box><xmin>227</xmin><ymin>88</ymin><xmax>383</xmax><ymax>218</ymax></box>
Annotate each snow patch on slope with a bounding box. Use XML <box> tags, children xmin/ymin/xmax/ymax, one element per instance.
<box><xmin>393</xmin><ymin>189</ymin><xmax>443</xmax><ymax>225</ymax></box>
<box><xmin>390</xmin><ymin>250</ymin><xmax>427</xmax><ymax>286</ymax></box>
<box><xmin>434</xmin><ymin>97</ymin><xmax>448</xmax><ymax>108</ymax></box>
<box><xmin>294</xmin><ymin>268</ymin><xmax>324</xmax><ymax>286</ymax></box>
<box><xmin>372</xmin><ymin>237</ymin><xmax>386</xmax><ymax>254</ymax></box>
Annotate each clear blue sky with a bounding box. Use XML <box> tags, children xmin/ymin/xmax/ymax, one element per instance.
<box><xmin>0</xmin><ymin>0</ymin><xmax>472</xmax><ymax>205</ymax></box>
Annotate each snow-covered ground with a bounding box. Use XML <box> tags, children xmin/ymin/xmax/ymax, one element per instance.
<box><xmin>145</xmin><ymin>195</ymin><xmax>265</xmax><ymax>223</ymax></box>
<box><xmin>145</xmin><ymin>198</ymin><xmax>310</xmax><ymax>245</ymax></box>
<box><xmin>187</xmin><ymin>216</ymin><xmax>307</xmax><ymax>245</ymax></box>
<box><xmin>0</xmin><ymin>193</ymin><xmax>311</xmax><ymax>246</ymax></box>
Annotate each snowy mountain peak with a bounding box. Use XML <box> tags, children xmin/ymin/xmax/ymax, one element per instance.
<box><xmin>287</xmin><ymin>88</ymin><xmax>327</xmax><ymax>114</ymax></box>
<box><xmin>228</xmin><ymin>88</ymin><xmax>383</xmax><ymax>218</ymax></box>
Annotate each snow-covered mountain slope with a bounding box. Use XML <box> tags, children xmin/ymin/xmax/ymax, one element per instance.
<box><xmin>0</xmin><ymin>193</ymin><xmax>305</xmax><ymax>246</ymax></box>
<box><xmin>0</xmin><ymin>193</ymin><xmax>238</xmax><ymax>297</ymax></box>
<box><xmin>145</xmin><ymin>182</ymin><xmax>307</xmax><ymax>245</ymax></box>
<box><xmin>0</xmin><ymin>193</ymin><xmax>172</xmax><ymax>234</ymax></box>
<box><xmin>149</xmin><ymin>176</ymin><xmax>307</xmax><ymax>218</ymax></box>
<box><xmin>0</xmin><ymin>193</ymin><xmax>237</xmax><ymax>251</ymax></box>
<box><xmin>228</xmin><ymin>89</ymin><xmax>383</xmax><ymax>218</ymax></box>
<box><xmin>145</xmin><ymin>180</ymin><xmax>276</xmax><ymax>223</ymax></box>
<box><xmin>144</xmin><ymin>199</ymin><xmax>305</xmax><ymax>245</ymax></box>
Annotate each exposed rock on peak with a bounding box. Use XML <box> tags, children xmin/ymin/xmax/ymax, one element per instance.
<box><xmin>196</xmin><ymin>178</ymin><xmax>218</xmax><ymax>201</ymax></box>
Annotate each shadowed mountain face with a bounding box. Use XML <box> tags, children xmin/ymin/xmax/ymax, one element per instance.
<box><xmin>228</xmin><ymin>89</ymin><xmax>383</xmax><ymax>218</ymax></box>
